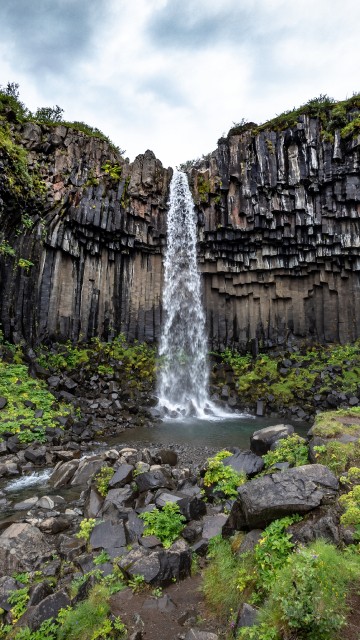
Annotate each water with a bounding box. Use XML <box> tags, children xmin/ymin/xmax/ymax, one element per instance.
<box><xmin>107</xmin><ymin>416</ymin><xmax>308</xmax><ymax>450</ymax></box>
<box><xmin>158</xmin><ymin>170</ymin><xmax>225</xmax><ymax>418</ymax></box>
<box><xmin>4</xmin><ymin>469</ymin><xmax>52</xmax><ymax>492</ymax></box>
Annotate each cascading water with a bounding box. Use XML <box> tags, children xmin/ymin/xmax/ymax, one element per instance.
<box><xmin>157</xmin><ymin>170</ymin><xmax>216</xmax><ymax>418</ymax></box>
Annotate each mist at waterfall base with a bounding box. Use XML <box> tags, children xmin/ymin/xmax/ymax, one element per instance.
<box><xmin>157</xmin><ymin>170</ymin><xmax>238</xmax><ymax>422</ymax></box>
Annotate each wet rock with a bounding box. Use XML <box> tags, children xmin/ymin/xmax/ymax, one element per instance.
<box><xmin>237</xmin><ymin>464</ymin><xmax>339</xmax><ymax>527</ymax></box>
<box><xmin>250</xmin><ymin>424</ymin><xmax>294</xmax><ymax>455</ymax></box>
<box><xmin>13</xmin><ymin>496</ymin><xmax>39</xmax><ymax>510</ymax></box>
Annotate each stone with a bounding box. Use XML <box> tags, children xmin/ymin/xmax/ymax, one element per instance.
<box><xmin>13</xmin><ymin>496</ymin><xmax>39</xmax><ymax>510</ymax></box>
<box><xmin>90</xmin><ymin>520</ymin><xmax>127</xmax><ymax>552</ymax></box>
<box><xmin>49</xmin><ymin>460</ymin><xmax>79</xmax><ymax>488</ymax></box>
<box><xmin>0</xmin><ymin>523</ymin><xmax>50</xmax><ymax>574</ymax></box>
<box><xmin>24</xmin><ymin>446</ymin><xmax>47</xmax><ymax>465</ymax></box>
<box><xmin>155</xmin><ymin>449</ymin><xmax>178</xmax><ymax>466</ymax></box>
<box><xmin>202</xmin><ymin>514</ymin><xmax>229</xmax><ymax>540</ymax></box>
<box><xmin>0</xmin><ymin>577</ymin><xmax>19</xmax><ymax>611</ymax></box>
<box><xmin>222</xmin><ymin>451</ymin><xmax>264</xmax><ymax>476</ymax></box>
<box><xmin>28</xmin><ymin>581</ymin><xmax>53</xmax><ymax>607</ymax></box>
<box><xmin>59</xmin><ymin>536</ymin><xmax>86</xmax><ymax>561</ymax></box>
<box><xmin>108</xmin><ymin>463</ymin><xmax>134</xmax><ymax>488</ymax></box>
<box><xmin>18</xmin><ymin>590</ymin><xmax>70</xmax><ymax>630</ymax></box>
<box><xmin>36</xmin><ymin>496</ymin><xmax>55</xmax><ymax>510</ymax></box>
<box><xmin>236</xmin><ymin>530</ymin><xmax>263</xmax><ymax>555</ymax></box>
<box><xmin>85</xmin><ymin>487</ymin><xmax>104</xmax><ymax>518</ymax></box>
<box><xmin>101</xmin><ymin>486</ymin><xmax>136</xmax><ymax>517</ymax></box>
<box><xmin>70</xmin><ymin>457</ymin><xmax>104</xmax><ymax>486</ymax></box>
<box><xmin>135</xmin><ymin>468</ymin><xmax>173</xmax><ymax>493</ymax></box>
<box><xmin>237</xmin><ymin>464</ymin><xmax>339</xmax><ymax>527</ymax></box>
<box><xmin>125</xmin><ymin>511</ymin><xmax>145</xmax><ymax>542</ymax></box>
<box><xmin>250</xmin><ymin>424</ymin><xmax>294</xmax><ymax>455</ymax></box>
<box><xmin>236</xmin><ymin>603</ymin><xmax>258</xmax><ymax>629</ymax></box>
<box><xmin>0</xmin><ymin>397</ymin><xmax>8</xmax><ymax>409</ymax></box>
<box><xmin>39</xmin><ymin>516</ymin><xmax>71</xmax><ymax>534</ymax></box>
<box><xmin>185</xmin><ymin>630</ymin><xmax>219</xmax><ymax>640</ymax></box>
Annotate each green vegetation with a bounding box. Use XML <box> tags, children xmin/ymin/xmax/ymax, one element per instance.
<box><xmin>101</xmin><ymin>162</ymin><xmax>122</xmax><ymax>181</ymax></box>
<box><xmin>0</xmin><ymin>361</ymin><xmax>72</xmax><ymax>442</ymax></box>
<box><xmin>7</xmin><ymin>587</ymin><xmax>29</xmax><ymax>622</ymax></box>
<box><xmin>36</xmin><ymin>334</ymin><xmax>156</xmax><ymax>392</ymax></box>
<box><xmin>227</xmin><ymin>93</ymin><xmax>360</xmax><ymax>142</ymax></box>
<box><xmin>57</xmin><ymin>584</ymin><xmax>126</xmax><ymax>640</ymax></box>
<box><xmin>75</xmin><ymin>519</ymin><xmax>98</xmax><ymax>543</ymax></box>
<box><xmin>95</xmin><ymin>466</ymin><xmax>115</xmax><ymax>497</ymax></box>
<box><xmin>220</xmin><ymin>340</ymin><xmax>360</xmax><ymax>413</ymax></box>
<box><xmin>203</xmin><ymin>450</ymin><xmax>246</xmax><ymax>498</ymax></box>
<box><xmin>313</xmin><ymin>440</ymin><xmax>360</xmax><ymax>475</ymax></box>
<box><xmin>311</xmin><ymin>407</ymin><xmax>360</xmax><ymax>438</ymax></box>
<box><xmin>240</xmin><ymin>541</ymin><xmax>360</xmax><ymax>640</ymax></box>
<box><xmin>339</xmin><ymin>469</ymin><xmax>360</xmax><ymax>527</ymax></box>
<box><xmin>139</xmin><ymin>502</ymin><xmax>186</xmax><ymax>548</ymax></box>
<box><xmin>262</xmin><ymin>435</ymin><xmax>309</xmax><ymax>473</ymax></box>
<box><xmin>93</xmin><ymin>550</ymin><xmax>111</xmax><ymax>566</ymax></box>
<box><xmin>196</xmin><ymin>174</ymin><xmax>211</xmax><ymax>203</ymax></box>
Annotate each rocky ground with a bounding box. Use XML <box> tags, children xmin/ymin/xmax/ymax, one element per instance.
<box><xmin>0</xmin><ymin>420</ymin><xmax>359</xmax><ymax>639</ymax></box>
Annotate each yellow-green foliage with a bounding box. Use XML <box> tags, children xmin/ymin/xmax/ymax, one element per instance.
<box><xmin>0</xmin><ymin>361</ymin><xmax>71</xmax><ymax>441</ymax></box>
<box><xmin>203</xmin><ymin>450</ymin><xmax>246</xmax><ymax>498</ymax></box>
<box><xmin>313</xmin><ymin>440</ymin><xmax>360</xmax><ymax>475</ymax></box>
<box><xmin>339</xmin><ymin>483</ymin><xmax>360</xmax><ymax>527</ymax></box>
<box><xmin>95</xmin><ymin>466</ymin><xmax>114</xmax><ymax>497</ymax></box>
<box><xmin>197</xmin><ymin>174</ymin><xmax>210</xmax><ymax>203</ymax></box>
<box><xmin>311</xmin><ymin>408</ymin><xmax>360</xmax><ymax>438</ymax></box>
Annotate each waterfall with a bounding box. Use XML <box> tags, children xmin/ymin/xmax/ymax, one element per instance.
<box><xmin>157</xmin><ymin>170</ymin><xmax>212</xmax><ymax>417</ymax></box>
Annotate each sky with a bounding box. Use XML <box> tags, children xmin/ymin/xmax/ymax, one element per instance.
<box><xmin>0</xmin><ymin>0</ymin><xmax>359</xmax><ymax>168</ymax></box>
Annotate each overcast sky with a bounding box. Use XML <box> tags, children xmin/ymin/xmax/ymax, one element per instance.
<box><xmin>1</xmin><ymin>0</ymin><xmax>359</xmax><ymax>167</ymax></box>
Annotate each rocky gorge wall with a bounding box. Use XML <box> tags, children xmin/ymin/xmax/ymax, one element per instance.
<box><xmin>0</xmin><ymin>120</ymin><xmax>171</xmax><ymax>344</ymax></box>
<box><xmin>192</xmin><ymin>111</ymin><xmax>360</xmax><ymax>350</ymax></box>
<box><xmin>0</xmin><ymin>103</ymin><xmax>359</xmax><ymax>349</ymax></box>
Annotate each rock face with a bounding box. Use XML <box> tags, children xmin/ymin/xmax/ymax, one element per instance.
<box><xmin>1</xmin><ymin>105</ymin><xmax>360</xmax><ymax>347</ymax></box>
<box><xmin>193</xmin><ymin>113</ymin><xmax>360</xmax><ymax>348</ymax></box>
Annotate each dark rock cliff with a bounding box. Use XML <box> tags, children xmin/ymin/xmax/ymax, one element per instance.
<box><xmin>0</xmin><ymin>102</ymin><xmax>359</xmax><ymax>349</ymax></box>
<box><xmin>0</xmin><ymin>120</ymin><xmax>171</xmax><ymax>343</ymax></box>
<box><xmin>191</xmin><ymin>110</ymin><xmax>360</xmax><ymax>350</ymax></box>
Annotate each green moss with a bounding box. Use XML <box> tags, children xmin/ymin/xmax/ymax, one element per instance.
<box><xmin>313</xmin><ymin>440</ymin><xmax>360</xmax><ymax>475</ymax></box>
<box><xmin>197</xmin><ymin>174</ymin><xmax>211</xmax><ymax>203</ymax></box>
<box><xmin>312</xmin><ymin>408</ymin><xmax>360</xmax><ymax>438</ymax></box>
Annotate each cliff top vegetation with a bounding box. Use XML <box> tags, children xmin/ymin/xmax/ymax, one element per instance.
<box><xmin>0</xmin><ymin>82</ymin><xmax>124</xmax><ymax>155</ymax></box>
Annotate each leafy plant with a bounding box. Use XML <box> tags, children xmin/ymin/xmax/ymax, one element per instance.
<box><xmin>128</xmin><ymin>574</ymin><xmax>146</xmax><ymax>593</ymax></box>
<box><xmin>203</xmin><ymin>450</ymin><xmax>246</xmax><ymax>498</ymax></box>
<box><xmin>17</xmin><ymin>258</ymin><xmax>34</xmax><ymax>272</ymax></box>
<box><xmin>95</xmin><ymin>466</ymin><xmax>114</xmax><ymax>497</ymax></box>
<box><xmin>76</xmin><ymin>518</ymin><xmax>98</xmax><ymax>542</ymax></box>
<box><xmin>262</xmin><ymin>435</ymin><xmax>309</xmax><ymax>472</ymax></box>
<box><xmin>93</xmin><ymin>550</ymin><xmax>111</xmax><ymax>566</ymax></box>
<box><xmin>102</xmin><ymin>162</ymin><xmax>122</xmax><ymax>181</ymax></box>
<box><xmin>8</xmin><ymin>587</ymin><xmax>29</xmax><ymax>621</ymax></box>
<box><xmin>252</xmin><ymin>515</ymin><xmax>302</xmax><ymax>603</ymax></box>
<box><xmin>139</xmin><ymin>502</ymin><xmax>186</xmax><ymax>548</ymax></box>
<box><xmin>0</xmin><ymin>240</ymin><xmax>16</xmax><ymax>257</ymax></box>
<box><xmin>256</xmin><ymin>541</ymin><xmax>360</xmax><ymax>640</ymax></box>
<box><xmin>339</xmin><ymin>483</ymin><xmax>360</xmax><ymax>527</ymax></box>
<box><xmin>313</xmin><ymin>440</ymin><xmax>360</xmax><ymax>475</ymax></box>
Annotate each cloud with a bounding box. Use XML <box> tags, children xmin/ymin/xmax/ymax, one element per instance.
<box><xmin>0</xmin><ymin>0</ymin><xmax>105</xmax><ymax>74</ymax></box>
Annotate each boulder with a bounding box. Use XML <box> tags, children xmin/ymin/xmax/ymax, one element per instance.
<box><xmin>24</xmin><ymin>446</ymin><xmax>47</xmax><ymax>466</ymax></box>
<box><xmin>18</xmin><ymin>590</ymin><xmax>70</xmax><ymax>630</ymax></box>
<box><xmin>108</xmin><ymin>463</ymin><xmax>134</xmax><ymax>488</ymax></box>
<box><xmin>0</xmin><ymin>523</ymin><xmax>50</xmax><ymax>574</ymax></box>
<box><xmin>250</xmin><ymin>424</ymin><xmax>294</xmax><ymax>455</ymax></box>
<box><xmin>236</xmin><ymin>603</ymin><xmax>258</xmax><ymax>629</ymax></box>
<box><xmin>70</xmin><ymin>456</ymin><xmax>104</xmax><ymax>486</ymax></box>
<box><xmin>0</xmin><ymin>396</ymin><xmax>8</xmax><ymax>409</ymax></box>
<box><xmin>202</xmin><ymin>513</ymin><xmax>229</xmax><ymax>540</ymax></box>
<box><xmin>155</xmin><ymin>449</ymin><xmax>178</xmax><ymax>466</ymax></box>
<box><xmin>90</xmin><ymin>520</ymin><xmax>127</xmax><ymax>553</ymax></box>
<box><xmin>135</xmin><ymin>468</ymin><xmax>173</xmax><ymax>493</ymax></box>
<box><xmin>155</xmin><ymin>490</ymin><xmax>206</xmax><ymax>521</ymax></box>
<box><xmin>237</xmin><ymin>464</ymin><xmax>339</xmax><ymax>527</ymax></box>
<box><xmin>49</xmin><ymin>460</ymin><xmax>79</xmax><ymax>488</ymax></box>
<box><xmin>101</xmin><ymin>486</ymin><xmax>137</xmax><ymax>518</ymax></box>
<box><xmin>0</xmin><ymin>576</ymin><xmax>19</xmax><ymax>611</ymax></box>
<box><xmin>222</xmin><ymin>451</ymin><xmax>264</xmax><ymax>476</ymax></box>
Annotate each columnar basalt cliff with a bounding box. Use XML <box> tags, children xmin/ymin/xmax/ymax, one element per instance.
<box><xmin>0</xmin><ymin>118</ymin><xmax>171</xmax><ymax>343</ymax></box>
<box><xmin>191</xmin><ymin>109</ymin><xmax>360</xmax><ymax>350</ymax></box>
<box><xmin>0</xmin><ymin>98</ymin><xmax>359</xmax><ymax>349</ymax></box>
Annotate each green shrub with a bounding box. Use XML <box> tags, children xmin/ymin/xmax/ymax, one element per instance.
<box><xmin>339</xmin><ymin>483</ymin><xmax>360</xmax><ymax>527</ymax></box>
<box><xmin>95</xmin><ymin>466</ymin><xmax>114</xmax><ymax>497</ymax></box>
<box><xmin>256</xmin><ymin>541</ymin><xmax>360</xmax><ymax>640</ymax></box>
<box><xmin>262</xmin><ymin>435</ymin><xmax>309</xmax><ymax>472</ymax></box>
<box><xmin>251</xmin><ymin>515</ymin><xmax>301</xmax><ymax>603</ymax></box>
<box><xmin>8</xmin><ymin>587</ymin><xmax>29</xmax><ymax>621</ymax></box>
<box><xmin>313</xmin><ymin>440</ymin><xmax>360</xmax><ymax>475</ymax></box>
<box><xmin>75</xmin><ymin>519</ymin><xmax>98</xmax><ymax>543</ymax></box>
<box><xmin>203</xmin><ymin>536</ymin><xmax>253</xmax><ymax>621</ymax></box>
<box><xmin>203</xmin><ymin>450</ymin><xmax>246</xmax><ymax>498</ymax></box>
<box><xmin>139</xmin><ymin>502</ymin><xmax>186</xmax><ymax>548</ymax></box>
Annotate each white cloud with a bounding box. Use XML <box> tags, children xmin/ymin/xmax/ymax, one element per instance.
<box><xmin>1</xmin><ymin>0</ymin><xmax>359</xmax><ymax>167</ymax></box>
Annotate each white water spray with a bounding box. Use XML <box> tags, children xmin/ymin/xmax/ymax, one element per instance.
<box><xmin>157</xmin><ymin>170</ymin><xmax>223</xmax><ymax>418</ymax></box>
